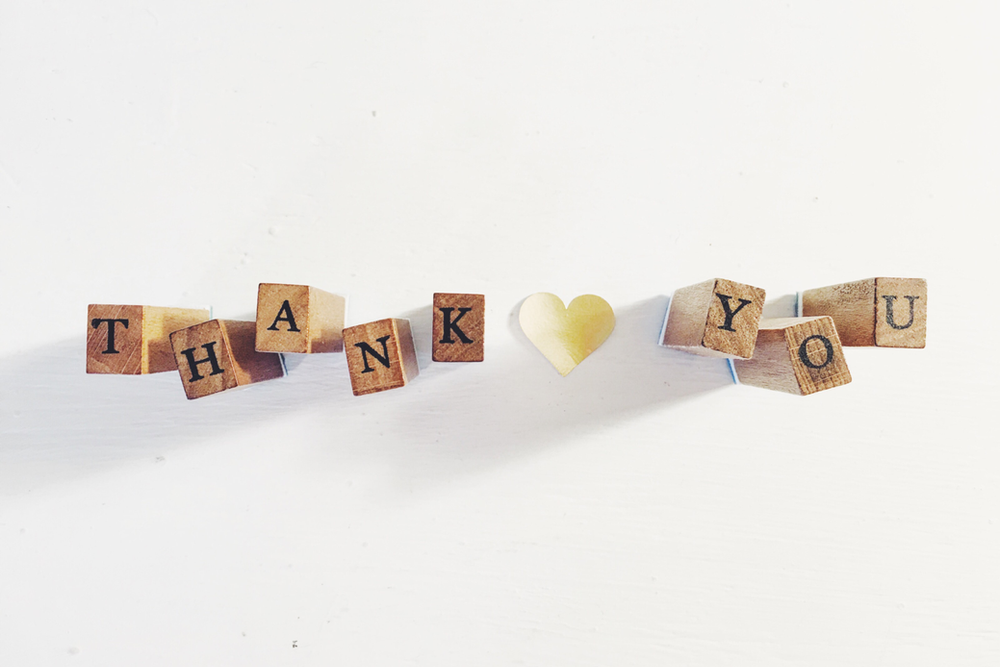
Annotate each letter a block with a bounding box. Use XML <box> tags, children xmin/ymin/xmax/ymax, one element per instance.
<box><xmin>732</xmin><ymin>317</ymin><xmax>852</xmax><ymax>395</ymax></box>
<box><xmin>659</xmin><ymin>278</ymin><xmax>766</xmax><ymax>359</ymax></box>
<box><xmin>170</xmin><ymin>320</ymin><xmax>285</xmax><ymax>399</ymax></box>
<box><xmin>87</xmin><ymin>304</ymin><xmax>210</xmax><ymax>374</ymax></box>
<box><xmin>255</xmin><ymin>283</ymin><xmax>346</xmax><ymax>353</ymax></box>
<box><xmin>800</xmin><ymin>277</ymin><xmax>927</xmax><ymax>348</ymax></box>
<box><xmin>432</xmin><ymin>292</ymin><xmax>485</xmax><ymax>362</ymax></box>
<box><xmin>343</xmin><ymin>318</ymin><xmax>419</xmax><ymax>396</ymax></box>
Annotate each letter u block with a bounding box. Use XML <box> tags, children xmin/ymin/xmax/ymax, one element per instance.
<box><xmin>800</xmin><ymin>277</ymin><xmax>927</xmax><ymax>348</ymax></box>
<box><xmin>255</xmin><ymin>283</ymin><xmax>346</xmax><ymax>353</ymax></box>
<box><xmin>170</xmin><ymin>320</ymin><xmax>285</xmax><ymax>399</ymax></box>
<box><xmin>732</xmin><ymin>317</ymin><xmax>852</xmax><ymax>395</ymax></box>
<box><xmin>342</xmin><ymin>318</ymin><xmax>419</xmax><ymax>396</ymax></box>
<box><xmin>87</xmin><ymin>304</ymin><xmax>210</xmax><ymax>374</ymax></box>
<box><xmin>433</xmin><ymin>292</ymin><xmax>485</xmax><ymax>362</ymax></box>
<box><xmin>659</xmin><ymin>278</ymin><xmax>766</xmax><ymax>359</ymax></box>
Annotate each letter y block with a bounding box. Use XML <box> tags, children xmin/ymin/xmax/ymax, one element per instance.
<box><xmin>800</xmin><ymin>277</ymin><xmax>927</xmax><ymax>348</ymax></box>
<box><xmin>87</xmin><ymin>304</ymin><xmax>210</xmax><ymax>374</ymax></box>
<box><xmin>343</xmin><ymin>318</ymin><xmax>419</xmax><ymax>396</ymax></box>
<box><xmin>660</xmin><ymin>278</ymin><xmax>766</xmax><ymax>359</ymax></box>
<box><xmin>256</xmin><ymin>283</ymin><xmax>346</xmax><ymax>353</ymax></box>
<box><xmin>170</xmin><ymin>320</ymin><xmax>285</xmax><ymax>399</ymax></box>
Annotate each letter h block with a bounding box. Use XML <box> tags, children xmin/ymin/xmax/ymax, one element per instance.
<box><xmin>87</xmin><ymin>304</ymin><xmax>210</xmax><ymax>374</ymax></box>
<box><xmin>170</xmin><ymin>320</ymin><xmax>285</xmax><ymax>399</ymax></box>
<box><xmin>732</xmin><ymin>317</ymin><xmax>852</xmax><ymax>395</ymax></box>
<box><xmin>800</xmin><ymin>277</ymin><xmax>927</xmax><ymax>348</ymax></box>
<box><xmin>433</xmin><ymin>292</ymin><xmax>485</xmax><ymax>362</ymax></box>
<box><xmin>255</xmin><ymin>283</ymin><xmax>346</xmax><ymax>353</ymax></box>
<box><xmin>342</xmin><ymin>318</ymin><xmax>419</xmax><ymax>396</ymax></box>
<box><xmin>660</xmin><ymin>278</ymin><xmax>766</xmax><ymax>359</ymax></box>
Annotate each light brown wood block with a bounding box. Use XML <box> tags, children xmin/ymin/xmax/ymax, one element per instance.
<box><xmin>255</xmin><ymin>283</ymin><xmax>346</xmax><ymax>353</ymax></box>
<box><xmin>659</xmin><ymin>278</ymin><xmax>766</xmax><ymax>359</ymax></box>
<box><xmin>170</xmin><ymin>320</ymin><xmax>285</xmax><ymax>400</ymax></box>
<box><xmin>800</xmin><ymin>277</ymin><xmax>927</xmax><ymax>348</ymax></box>
<box><xmin>87</xmin><ymin>304</ymin><xmax>210</xmax><ymax>374</ymax></box>
<box><xmin>733</xmin><ymin>317</ymin><xmax>852</xmax><ymax>395</ymax></box>
<box><xmin>343</xmin><ymin>318</ymin><xmax>419</xmax><ymax>396</ymax></box>
<box><xmin>432</xmin><ymin>292</ymin><xmax>485</xmax><ymax>362</ymax></box>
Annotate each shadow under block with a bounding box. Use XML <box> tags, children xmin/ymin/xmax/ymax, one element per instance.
<box><xmin>343</xmin><ymin>318</ymin><xmax>419</xmax><ymax>396</ymax></box>
<box><xmin>800</xmin><ymin>277</ymin><xmax>927</xmax><ymax>348</ymax></box>
<box><xmin>733</xmin><ymin>317</ymin><xmax>852</xmax><ymax>395</ymax></box>
<box><xmin>660</xmin><ymin>278</ymin><xmax>766</xmax><ymax>359</ymax></box>
<box><xmin>87</xmin><ymin>304</ymin><xmax>211</xmax><ymax>374</ymax></box>
<box><xmin>432</xmin><ymin>293</ymin><xmax>485</xmax><ymax>362</ymax></box>
<box><xmin>170</xmin><ymin>320</ymin><xmax>285</xmax><ymax>400</ymax></box>
<box><xmin>255</xmin><ymin>283</ymin><xmax>346</xmax><ymax>353</ymax></box>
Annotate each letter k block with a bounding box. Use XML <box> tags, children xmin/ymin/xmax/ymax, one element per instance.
<box><xmin>170</xmin><ymin>320</ymin><xmax>285</xmax><ymax>399</ymax></box>
<box><xmin>432</xmin><ymin>293</ymin><xmax>485</xmax><ymax>362</ymax></box>
<box><xmin>660</xmin><ymin>278</ymin><xmax>766</xmax><ymax>359</ymax></box>
<box><xmin>343</xmin><ymin>318</ymin><xmax>419</xmax><ymax>396</ymax></box>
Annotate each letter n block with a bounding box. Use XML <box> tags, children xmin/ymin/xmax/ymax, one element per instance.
<box><xmin>433</xmin><ymin>292</ymin><xmax>485</xmax><ymax>362</ymax></box>
<box><xmin>732</xmin><ymin>317</ymin><xmax>852</xmax><ymax>395</ymax></box>
<box><xmin>659</xmin><ymin>278</ymin><xmax>766</xmax><ymax>359</ymax></box>
<box><xmin>87</xmin><ymin>304</ymin><xmax>210</xmax><ymax>374</ymax></box>
<box><xmin>800</xmin><ymin>277</ymin><xmax>927</xmax><ymax>348</ymax></box>
<box><xmin>255</xmin><ymin>283</ymin><xmax>346</xmax><ymax>353</ymax></box>
<box><xmin>343</xmin><ymin>318</ymin><xmax>419</xmax><ymax>396</ymax></box>
<box><xmin>170</xmin><ymin>320</ymin><xmax>285</xmax><ymax>399</ymax></box>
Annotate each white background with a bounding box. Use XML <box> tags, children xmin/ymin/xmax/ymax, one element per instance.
<box><xmin>1</xmin><ymin>2</ymin><xmax>997</xmax><ymax>665</ymax></box>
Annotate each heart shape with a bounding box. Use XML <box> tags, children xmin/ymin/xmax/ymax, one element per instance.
<box><xmin>519</xmin><ymin>293</ymin><xmax>616</xmax><ymax>376</ymax></box>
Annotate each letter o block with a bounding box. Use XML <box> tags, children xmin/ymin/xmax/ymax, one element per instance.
<box><xmin>255</xmin><ymin>283</ymin><xmax>346</xmax><ymax>353</ymax></box>
<box><xmin>87</xmin><ymin>304</ymin><xmax>210</xmax><ymax>374</ymax></box>
<box><xmin>732</xmin><ymin>317</ymin><xmax>852</xmax><ymax>395</ymax></box>
<box><xmin>800</xmin><ymin>277</ymin><xmax>927</xmax><ymax>348</ymax></box>
<box><xmin>343</xmin><ymin>318</ymin><xmax>419</xmax><ymax>396</ymax></box>
<box><xmin>660</xmin><ymin>278</ymin><xmax>766</xmax><ymax>359</ymax></box>
<box><xmin>170</xmin><ymin>320</ymin><xmax>285</xmax><ymax>399</ymax></box>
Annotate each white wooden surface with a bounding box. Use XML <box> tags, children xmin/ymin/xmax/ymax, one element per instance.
<box><xmin>1</xmin><ymin>2</ymin><xmax>997</xmax><ymax>664</ymax></box>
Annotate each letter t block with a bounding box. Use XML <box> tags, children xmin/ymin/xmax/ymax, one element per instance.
<box><xmin>255</xmin><ymin>283</ymin><xmax>346</xmax><ymax>353</ymax></box>
<box><xmin>659</xmin><ymin>278</ymin><xmax>766</xmax><ymax>359</ymax></box>
<box><xmin>433</xmin><ymin>292</ymin><xmax>485</xmax><ymax>362</ymax></box>
<box><xmin>800</xmin><ymin>277</ymin><xmax>927</xmax><ymax>348</ymax></box>
<box><xmin>87</xmin><ymin>304</ymin><xmax>210</xmax><ymax>374</ymax></box>
<box><xmin>170</xmin><ymin>320</ymin><xmax>285</xmax><ymax>399</ymax></box>
<box><xmin>342</xmin><ymin>318</ymin><xmax>419</xmax><ymax>396</ymax></box>
<box><xmin>732</xmin><ymin>317</ymin><xmax>852</xmax><ymax>395</ymax></box>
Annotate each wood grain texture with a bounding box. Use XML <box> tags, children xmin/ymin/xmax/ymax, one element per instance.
<box><xmin>733</xmin><ymin>316</ymin><xmax>852</xmax><ymax>395</ymax></box>
<box><xmin>432</xmin><ymin>293</ymin><xmax>485</xmax><ymax>362</ymax></box>
<box><xmin>86</xmin><ymin>304</ymin><xmax>210</xmax><ymax>374</ymax></box>
<box><xmin>255</xmin><ymin>283</ymin><xmax>346</xmax><ymax>353</ymax></box>
<box><xmin>801</xmin><ymin>277</ymin><xmax>927</xmax><ymax>348</ymax></box>
<box><xmin>170</xmin><ymin>319</ymin><xmax>284</xmax><ymax>400</ymax></box>
<box><xmin>660</xmin><ymin>278</ymin><xmax>765</xmax><ymax>359</ymax></box>
<box><xmin>343</xmin><ymin>318</ymin><xmax>419</xmax><ymax>396</ymax></box>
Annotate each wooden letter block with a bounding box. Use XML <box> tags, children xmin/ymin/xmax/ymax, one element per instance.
<box><xmin>800</xmin><ymin>277</ymin><xmax>927</xmax><ymax>348</ymax></box>
<box><xmin>733</xmin><ymin>317</ymin><xmax>852</xmax><ymax>395</ymax></box>
<box><xmin>659</xmin><ymin>278</ymin><xmax>766</xmax><ymax>359</ymax></box>
<box><xmin>255</xmin><ymin>283</ymin><xmax>346</xmax><ymax>353</ymax></box>
<box><xmin>432</xmin><ymin>292</ymin><xmax>485</xmax><ymax>362</ymax></box>
<box><xmin>342</xmin><ymin>318</ymin><xmax>419</xmax><ymax>396</ymax></box>
<box><xmin>170</xmin><ymin>320</ymin><xmax>285</xmax><ymax>400</ymax></box>
<box><xmin>87</xmin><ymin>304</ymin><xmax>210</xmax><ymax>374</ymax></box>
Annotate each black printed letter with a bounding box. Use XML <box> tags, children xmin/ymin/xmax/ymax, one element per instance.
<box><xmin>715</xmin><ymin>293</ymin><xmax>752</xmax><ymax>332</ymax></box>
<box><xmin>438</xmin><ymin>307</ymin><xmax>474</xmax><ymax>344</ymax></box>
<box><xmin>883</xmin><ymin>295</ymin><xmax>919</xmax><ymax>330</ymax></box>
<box><xmin>355</xmin><ymin>335</ymin><xmax>391</xmax><ymax>373</ymax></box>
<box><xmin>798</xmin><ymin>335</ymin><xmax>834</xmax><ymax>369</ymax></box>
<box><xmin>180</xmin><ymin>342</ymin><xmax>226</xmax><ymax>382</ymax></box>
<box><xmin>267</xmin><ymin>300</ymin><xmax>301</xmax><ymax>332</ymax></box>
<box><xmin>91</xmin><ymin>318</ymin><xmax>129</xmax><ymax>354</ymax></box>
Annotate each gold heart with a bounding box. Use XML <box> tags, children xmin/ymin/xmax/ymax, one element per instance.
<box><xmin>519</xmin><ymin>293</ymin><xmax>616</xmax><ymax>376</ymax></box>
